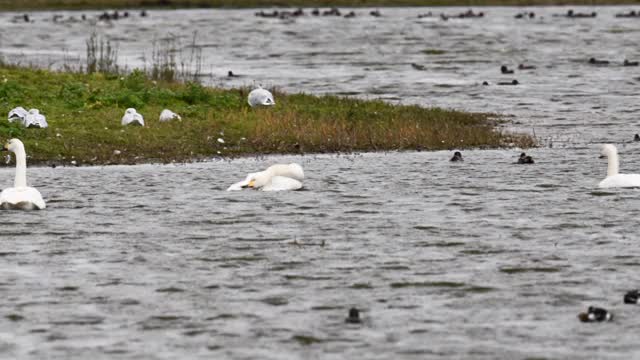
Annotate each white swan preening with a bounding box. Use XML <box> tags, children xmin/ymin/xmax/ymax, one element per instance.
<box><xmin>0</xmin><ymin>139</ymin><xmax>46</xmax><ymax>210</ymax></box>
<box><xmin>248</xmin><ymin>87</ymin><xmax>275</xmax><ymax>107</ymax></box>
<box><xmin>121</xmin><ymin>108</ymin><xmax>144</xmax><ymax>126</ymax></box>
<box><xmin>227</xmin><ymin>163</ymin><xmax>304</xmax><ymax>191</ymax></box>
<box><xmin>7</xmin><ymin>107</ymin><xmax>48</xmax><ymax>128</ymax></box>
<box><xmin>159</xmin><ymin>109</ymin><xmax>181</xmax><ymax>122</ymax></box>
<box><xmin>598</xmin><ymin>144</ymin><xmax>640</xmax><ymax>188</ymax></box>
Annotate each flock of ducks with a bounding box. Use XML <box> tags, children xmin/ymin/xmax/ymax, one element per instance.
<box><xmin>578</xmin><ymin>290</ymin><xmax>640</xmax><ymax>323</ymax></box>
<box><xmin>249</xmin><ymin>7</ymin><xmax>640</xmax><ymax>21</ymax></box>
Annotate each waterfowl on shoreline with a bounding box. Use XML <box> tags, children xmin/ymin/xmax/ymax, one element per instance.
<box><xmin>159</xmin><ymin>109</ymin><xmax>181</xmax><ymax>122</ymax></box>
<box><xmin>417</xmin><ymin>12</ymin><xmax>433</xmax><ymax>18</ymax></box>
<box><xmin>248</xmin><ymin>87</ymin><xmax>275</xmax><ymax>107</ymax></box>
<box><xmin>624</xmin><ymin>290</ymin><xmax>639</xmax><ymax>304</ymax></box>
<box><xmin>598</xmin><ymin>144</ymin><xmax>640</xmax><ymax>188</ymax></box>
<box><xmin>440</xmin><ymin>9</ymin><xmax>484</xmax><ymax>21</ymax></box>
<box><xmin>589</xmin><ymin>57</ymin><xmax>609</xmax><ymax>65</ymax></box>
<box><xmin>501</xmin><ymin>65</ymin><xmax>514</xmax><ymax>74</ymax></box>
<box><xmin>344</xmin><ymin>11</ymin><xmax>356</xmax><ymax>18</ymax></box>
<box><xmin>370</xmin><ymin>10</ymin><xmax>382</xmax><ymax>17</ymax></box>
<box><xmin>578</xmin><ymin>306</ymin><xmax>612</xmax><ymax>322</ymax></box>
<box><xmin>0</xmin><ymin>139</ymin><xmax>46</xmax><ymax>210</ymax></box>
<box><xmin>345</xmin><ymin>308</ymin><xmax>361</xmax><ymax>324</ymax></box>
<box><xmin>121</xmin><ymin>108</ymin><xmax>144</xmax><ymax>126</ymax></box>
<box><xmin>560</xmin><ymin>10</ymin><xmax>597</xmax><ymax>18</ymax></box>
<box><xmin>497</xmin><ymin>80</ymin><xmax>519</xmax><ymax>86</ymax></box>
<box><xmin>322</xmin><ymin>8</ymin><xmax>341</xmax><ymax>16</ymax></box>
<box><xmin>227</xmin><ymin>163</ymin><xmax>304</xmax><ymax>191</ymax></box>
<box><xmin>450</xmin><ymin>151</ymin><xmax>463</xmax><ymax>162</ymax></box>
<box><xmin>24</xmin><ymin>109</ymin><xmax>48</xmax><ymax>128</ymax></box>
<box><xmin>518</xmin><ymin>152</ymin><xmax>534</xmax><ymax>164</ymax></box>
<box><xmin>615</xmin><ymin>10</ymin><xmax>639</xmax><ymax>18</ymax></box>
<box><xmin>624</xmin><ymin>59</ymin><xmax>639</xmax><ymax>67</ymax></box>
<box><xmin>514</xmin><ymin>11</ymin><xmax>535</xmax><ymax>19</ymax></box>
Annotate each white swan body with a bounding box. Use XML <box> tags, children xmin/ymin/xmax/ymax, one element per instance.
<box><xmin>248</xmin><ymin>87</ymin><xmax>275</xmax><ymax>107</ymax></box>
<box><xmin>598</xmin><ymin>144</ymin><xmax>640</xmax><ymax>188</ymax></box>
<box><xmin>159</xmin><ymin>109</ymin><xmax>181</xmax><ymax>122</ymax></box>
<box><xmin>122</xmin><ymin>108</ymin><xmax>144</xmax><ymax>126</ymax></box>
<box><xmin>227</xmin><ymin>163</ymin><xmax>304</xmax><ymax>191</ymax></box>
<box><xmin>8</xmin><ymin>107</ymin><xmax>28</xmax><ymax>124</ymax></box>
<box><xmin>0</xmin><ymin>139</ymin><xmax>46</xmax><ymax>210</ymax></box>
<box><xmin>23</xmin><ymin>109</ymin><xmax>48</xmax><ymax>128</ymax></box>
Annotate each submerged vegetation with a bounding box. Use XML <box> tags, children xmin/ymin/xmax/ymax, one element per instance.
<box><xmin>0</xmin><ymin>65</ymin><xmax>533</xmax><ymax>166</ymax></box>
<box><xmin>0</xmin><ymin>0</ymin><xmax>637</xmax><ymax>10</ymax></box>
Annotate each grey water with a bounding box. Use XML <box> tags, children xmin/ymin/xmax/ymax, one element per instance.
<box><xmin>1</xmin><ymin>6</ymin><xmax>640</xmax><ymax>359</ymax></box>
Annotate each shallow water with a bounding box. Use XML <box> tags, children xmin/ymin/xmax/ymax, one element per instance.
<box><xmin>2</xmin><ymin>5</ymin><xmax>640</xmax><ymax>359</ymax></box>
<box><xmin>2</xmin><ymin>149</ymin><xmax>640</xmax><ymax>359</ymax></box>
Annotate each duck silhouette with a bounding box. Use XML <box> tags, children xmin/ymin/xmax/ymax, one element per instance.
<box><xmin>501</xmin><ymin>65</ymin><xmax>514</xmax><ymax>74</ymax></box>
<box><xmin>518</xmin><ymin>152</ymin><xmax>534</xmax><ymax>164</ymax></box>
<box><xmin>589</xmin><ymin>57</ymin><xmax>609</xmax><ymax>65</ymax></box>
<box><xmin>450</xmin><ymin>151</ymin><xmax>463</xmax><ymax>162</ymax></box>
<box><xmin>497</xmin><ymin>80</ymin><xmax>519</xmax><ymax>85</ymax></box>
<box><xmin>624</xmin><ymin>290</ymin><xmax>639</xmax><ymax>304</ymax></box>
<box><xmin>345</xmin><ymin>308</ymin><xmax>362</xmax><ymax>324</ymax></box>
<box><xmin>578</xmin><ymin>306</ymin><xmax>612</xmax><ymax>322</ymax></box>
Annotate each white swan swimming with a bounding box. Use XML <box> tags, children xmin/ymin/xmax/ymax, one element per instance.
<box><xmin>227</xmin><ymin>163</ymin><xmax>304</xmax><ymax>191</ymax></box>
<box><xmin>8</xmin><ymin>107</ymin><xmax>28</xmax><ymax>124</ymax></box>
<box><xmin>159</xmin><ymin>109</ymin><xmax>181</xmax><ymax>122</ymax></box>
<box><xmin>121</xmin><ymin>108</ymin><xmax>144</xmax><ymax>126</ymax></box>
<box><xmin>248</xmin><ymin>87</ymin><xmax>275</xmax><ymax>107</ymax></box>
<box><xmin>24</xmin><ymin>109</ymin><xmax>48</xmax><ymax>128</ymax></box>
<box><xmin>598</xmin><ymin>144</ymin><xmax>640</xmax><ymax>188</ymax></box>
<box><xmin>0</xmin><ymin>139</ymin><xmax>46</xmax><ymax>210</ymax></box>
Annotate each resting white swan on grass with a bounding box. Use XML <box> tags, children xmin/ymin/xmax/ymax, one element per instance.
<box><xmin>248</xmin><ymin>87</ymin><xmax>275</xmax><ymax>107</ymax></box>
<box><xmin>159</xmin><ymin>109</ymin><xmax>181</xmax><ymax>122</ymax></box>
<box><xmin>8</xmin><ymin>107</ymin><xmax>28</xmax><ymax>124</ymax></box>
<box><xmin>598</xmin><ymin>144</ymin><xmax>640</xmax><ymax>188</ymax></box>
<box><xmin>24</xmin><ymin>109</ymin><xmax>48</xmax><ymax>128</ymax></box>
<box><xmin>0</xmin><ymin>139</ymin><xmax>46</xmax><ymax>210</ymax></box>
<box><xmin>227</xmin><ymin>163</ymin><xmax>304</xmax><ymax>191</ymax></box>
<box><xmin>121</xmin><ymin>108</ymin><xmax>144</xmax><ymax>126</ymax></box>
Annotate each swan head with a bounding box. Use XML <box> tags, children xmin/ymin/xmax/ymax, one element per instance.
<box><xmin>125</xmin><ymin>108</ymin><xmax>137</xmax><ymax>115</ymax></box>
<box><xmin>2</xmin><ymin>138</ymin><xmax>24</xmax><ymax>153</ymax></box>
<box><xmin>262</xmin><ymin>96</ymin><xmax>275</xmax><ymax>106</ymax></box>
<box><xmin>600</xmin><ymin>144</ymin><xmax>617</xmax><ymax>158</ymax></box>
<box><xmin>244</xmin><ymin>170</ymin><xmax>272</xmax><ymax>189</ymax></box>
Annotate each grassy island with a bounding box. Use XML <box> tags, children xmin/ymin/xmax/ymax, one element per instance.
<box><xmin>0</xmin><ymin>65</ymin><xmax>533</xmax><ymax>166</ymax></box>
<box><xmin>0</xmin><ymin>0</ymin><xmax>637</xmax><ymax>11</ymax></box>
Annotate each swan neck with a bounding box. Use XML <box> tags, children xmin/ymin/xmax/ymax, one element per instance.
<box><xmin>14</xmin><ymin>146</ymin><xmax>27</xmax><ymax>188</ymax></box>
<box><xmin>607</xmin><ymin>152</ymin><xmax>619</xmax><ymax>177</ymax></box>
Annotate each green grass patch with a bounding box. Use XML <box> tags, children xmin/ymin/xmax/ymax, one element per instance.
<box><xmin>0</xmin><ymin>65</ymin><xmax>533</xmax><ymax>166</ymax></box>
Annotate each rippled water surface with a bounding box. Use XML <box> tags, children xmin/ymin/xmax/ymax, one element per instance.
<box><xmin>2</xmin><ymin>6</ymin><xmax>640</xmax><ymax>359</ymax></box>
